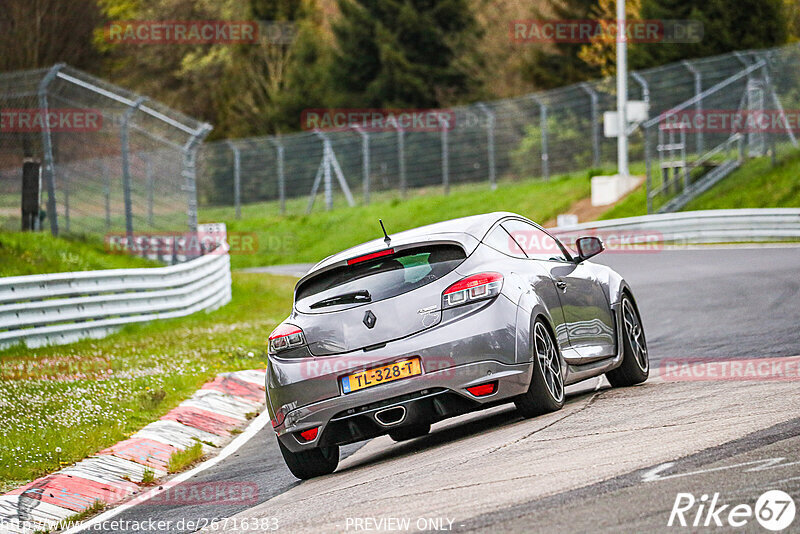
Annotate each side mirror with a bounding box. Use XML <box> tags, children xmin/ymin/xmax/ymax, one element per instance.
<box><xmin>575</xmin><ymin>236</ymin><xmax>604</xmax><ymax>261</ymax></box>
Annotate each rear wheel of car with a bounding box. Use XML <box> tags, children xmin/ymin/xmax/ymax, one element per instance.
<box><xmin>606</xmin><ymin>295</ymin><xmax>649</xmax><ymax>387</ymax></box>
<box><xmin>515</xmin><ymin>318</ymin><xmax>565</xmax><ymax>418</ymax></box>
<box><xmin>389</xmin><ymin>422</ymin><xmax>431</xmax><ymax>442</ymax></box>
<box><xmin>277</xmin><ymin>438</ymin><xmax>339</xmax><ymax>480</ymax></box>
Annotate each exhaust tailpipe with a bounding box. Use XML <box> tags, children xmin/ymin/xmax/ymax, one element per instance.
<box><xmin>374</xmin><ymin>406</ymin><xmax>406</xmax><ymax>426</ymax></box>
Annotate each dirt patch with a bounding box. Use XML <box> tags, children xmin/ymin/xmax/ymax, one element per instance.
<box><xmin>542</xmin><ymin>175</ymin><xmax>644</xmax><ymax>228</ymax></box>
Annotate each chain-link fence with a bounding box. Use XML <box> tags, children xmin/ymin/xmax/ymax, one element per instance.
<box><xmin>200</xmin><ymin>42</ymin><xmax>800</xmax><ymax>217</ymax></box>
<box><xmin>0</xmin><ymin>65</ymin><xmax>211</xmax><ymax>236</ymax></box>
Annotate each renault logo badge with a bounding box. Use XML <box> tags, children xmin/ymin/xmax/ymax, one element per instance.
<box><xmin>363</xmin><ymin>310</ymin><xmax>377</xmax><ymax>329</ymax></box>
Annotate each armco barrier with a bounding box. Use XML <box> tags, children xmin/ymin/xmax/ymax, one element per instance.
<box><xmin>0</xmin><ymin>243</ymin><xmax>231</xmax><ymax>350</ymax></box>
<box><xmin>552</xmin><ymin>209</ymin><xmax>800</xmax><ymax>245</ymax></box>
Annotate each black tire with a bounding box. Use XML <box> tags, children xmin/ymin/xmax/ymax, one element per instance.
<box><xmin>515</xmin><ymin>318</ymin><xmax>565</xmax><ymax>418</ymax></box>
<box><xmin>388</xmin><ymin>422</ymin><xmax>431</xmax><ymax>442</ymax></box>
<box><xmin>277</xmin><ymin>437</ymin><xmax>339</xmax><ymax>480</ymax></box>
<box><xmin>606</xmin><ymin>294</ymin><xmax>649</xmax><ymax>387</ymax></box>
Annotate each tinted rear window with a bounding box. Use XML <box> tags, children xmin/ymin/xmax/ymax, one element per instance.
<box><xmin>296</xmin><ymin>245</ymin><xmax>466</xmax><ymax>310</ymax></box>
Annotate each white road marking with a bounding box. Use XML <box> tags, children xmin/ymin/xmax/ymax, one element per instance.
<box><xmin>642</xmin><ymin>457</ymin><xmax>800</xmax><ymax>482</ymax></box>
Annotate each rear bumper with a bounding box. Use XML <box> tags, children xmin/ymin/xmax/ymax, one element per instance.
<box><xmin>274</xmin><ymin>359</ymin><xmax>532</xmax><ymax>453</ymax></box>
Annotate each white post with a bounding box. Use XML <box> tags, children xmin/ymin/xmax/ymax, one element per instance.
<box><xmin>616</xmin><ymin>0</ymin><xmax>629</xmax><ymax>178</ymax></box>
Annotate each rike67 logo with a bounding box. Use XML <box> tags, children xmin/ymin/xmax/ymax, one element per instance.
<box><xmin>669</xmin><ymin>490</ymin><xmax>795</xmax><ymax>531</ymax></box>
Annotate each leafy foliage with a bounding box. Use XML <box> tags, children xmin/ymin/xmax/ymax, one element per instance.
<box><xmin>330</xmin><ymin>0</ymin><xmax>479</xmax><ymax>107</ymax></box>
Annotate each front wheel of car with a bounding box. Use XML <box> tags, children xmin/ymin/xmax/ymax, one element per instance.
<box><xmin>277</xmin><ymin>438</ymin><xmax>339</xmax><ymax>480</ymax></box>
<box><xmin>515</xmin><ymin>318</ymin><xmax>565</xmax><ymax>418</ymax></box>
<box><xmin>606</xmin><ymin>295</ymin><xmax>649</xmax><ymax>387</ymax></box>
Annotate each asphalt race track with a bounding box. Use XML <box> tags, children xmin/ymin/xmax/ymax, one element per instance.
<box><xmin>90</xmin><ymin>247</ymin><xmax>800</xmax><ymax>533</ymax></box>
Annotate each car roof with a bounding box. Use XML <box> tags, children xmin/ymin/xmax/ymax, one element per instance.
<box><xmin>307</xmin><ymin>211</ymin><xmax>523</xmax><ymax>275</ymax></box>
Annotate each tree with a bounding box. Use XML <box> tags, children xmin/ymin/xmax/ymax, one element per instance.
<box><xmin>519</xmin><ymin>0</ymin><xmax>602</xmax><ymax>89</ymax></box>
<box><xmin>629</xmin><ymin>0</ymin><xmax>790</xmax><ymax>69</ymax></box>
<box><xmin>330</xmin><ymin>0</ymin><xmax>479</xmax><ymax>108</ymax></box>
<box><xmin>0</xmin><ymin>0</ymin><xmax>102</xmax><ymax>72</ymax></box>
<box><xmin>578</xmin><ymin>0</ymin><xmax>642</xmax><ymax>77</ymax></box>
<box><xmin>216</xmin><ymin>0</ymin><xmax>333</xmax><ymax>136</ymax></box>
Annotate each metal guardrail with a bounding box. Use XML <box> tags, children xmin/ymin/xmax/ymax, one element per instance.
<box><xmin>552</xmin><ymin>209</ymin><xmax>800</xmax><ymax>245</ymax></box>
<box><xmin>0</xmin><ymin>240</ymin><xmax>232</xmax><ymax>350</ymax></box>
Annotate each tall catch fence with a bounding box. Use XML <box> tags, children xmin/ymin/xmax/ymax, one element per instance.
<box><xmin>0</xmin><ymin>65</ymin><xmax>211</xmax><ymax>237</ymax></box>
<box><xmin>200</xmin><ymin>43</ymin><xmax>800</xmax><ymax>216</ymax></box>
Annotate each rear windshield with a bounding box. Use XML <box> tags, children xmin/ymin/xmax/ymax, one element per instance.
<box><xmin>295</xmin><ymin>245</ymin><xmax>466</xmax><ymax>311</ymax></box>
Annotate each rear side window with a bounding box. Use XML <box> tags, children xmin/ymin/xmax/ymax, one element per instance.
<box><xmin>295</xmin><ymin>245</ymin><xmax>466</xmax><ymax>310</ymax></box>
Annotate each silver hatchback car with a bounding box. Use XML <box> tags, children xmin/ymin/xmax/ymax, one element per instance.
<box><xmin>266</xmin><ymin>212</ymin><xmax>648</xmax><ymax>479</ymax></box>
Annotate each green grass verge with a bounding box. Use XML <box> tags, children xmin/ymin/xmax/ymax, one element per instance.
<box><xmin>0</xmin><ymin>232</ymin><xmax>157</xmax><ymax>277</ymax></box>
<box><xmin>685</xmin><ymin>149</ymin><xmax>800</xmax><ymax>210</ymax></box>
<box><xmin>0</xmin><ymin>272</ymin><xmax>294</xmax><ymax>491</ymax></box>
<box><xmin>200</xmin><ymin>171</ymin><xmax>609</xmax><ymax>269</ymax></box>
<box><xmin>599</xmin><ymin>150</ymin><xmax>800</xmax><ymax>219</ymax></box>
<box><xmin>167</xmin><ymin>442</ymin><xmax>204</xmax><ymax>473</ymax></box>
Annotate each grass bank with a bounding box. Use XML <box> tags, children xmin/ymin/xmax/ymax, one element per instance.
<box><xmin>0</xmin><ymin>232</ymin><xmax>156</xmax><ymax>277</ymax></box>
<box><xmin>599</xmin><ymin>149</ymin><xmax>800</xmax><ymax>220</ymax></box>
<box><xmin>200</xmin><ymin>171</ymin><xmax>607</xmax><ymax>269</ymax></box>
<box><xmin>0</xmin><ymin>272</ymin><xmax>294</xmax><ymax>492</ymax></box>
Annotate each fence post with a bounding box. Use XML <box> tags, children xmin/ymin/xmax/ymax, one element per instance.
<box><xmin>579</xmin><ymin>83</ymin><xmax>601</xmax><ymax>168</ymax></box>
<box><xmin>757</xmin><ymin>54</ymin><xmax>798</xmax><ymax>149</ymax></box>
<box><xmin>145</xmin><ymin>154</ymin><xmax>154</xmax><ymax>226</ymax></box>
<box><xmin>632</xmin><ymin>72</ymin><xmax>651</xmax><ymax>211</ymax></box>
<box><xmin>121</xmin><ymin>97</ymin><xmax>147</xmax><ymax>243</ymax></box>
<box><xmin>268</xmin><ymin>137</ymin><xmax>286</xmax><ymax>214</ymax></box>
<box><xmin>438</xmin><ymin>114</ymin><xmax>450</xmax><ymax>194</ymax></box>
<box><xmin>322</xmin><ymin>135</ymin><xmax>333</xmax><ymax>209</ymax></box>
<box><xmin>395</xmin><ymin>125</ymin><xmax>406</xmax><ymax>197</ymax></box>
<box><xmin>226</xmin><ymin>141</ymin><xmax>241</xmax><ymax>219</ymax></box>
<box><xmin>477</xmin><ymin>103</ymin><xmax>497</xmax><ymax>190</ymax></box>
<box><xmin>530</xmin><ymin>95</ymin><xmax>549</xmax><ymax>181</ymax></box>
<box><xmin>182</xmin><ymin>123</ymin><xmax>213</xmax><ymax>234</ymax></box>
<box><xmin>101</xmin><ymin>159</ymin><xmax>111</xmax><ymax>230</ymax></box>
<box><xmin>63</xmin><ymin>168</ymin><xmax>70</xmax><ymax>233</ymax></box>
<box><xmin>37</xmin><ymin>64</ymin><xmax>64</xmax><ymax>237</ymax></box>
<box><xmin>352</xmin><ymin>126</ymin><xmax>370</xmax><ymax>204</ymax></box>
<box><xmin>682</xmin><ymin>61</ymin><xmax>703</xmax><ymax>154</ymax></box>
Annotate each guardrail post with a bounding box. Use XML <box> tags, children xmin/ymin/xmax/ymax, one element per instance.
<box><xmin>226</xmin><ymin>141</ymin><xmax>242</xmax><ymax>219</ymax></box>
<box><xmin>268</xmin><ymin>137</ymin><xmax>286</xmax><ymax>214</ymax></box>
<box><xmin>182</xmin><ymin>123</ymin><xmax>213</xmax><ymax>234</ymax></box>
<box><xmin>530</xmin><ymin>95</ymin><xmax>549</xmax><ymax>181</ymax></box>
<box><xmin>579</xmin><ymin>84</ymin><xmax>601</xmax><ymax>168</ymax></box>
<box><xmin>352</xmin><ymin>126</ymin><xmax>370</xmax><ymax>204</ymax></box>
<box><xmin>477</xmin><ymin>103</ymin><xmax>497</xmax><ymax>190</ymax></box>
<box><xmin>121</xmin><ymin>97</ymin><xmax>147</xmax><ymax>243</ymax></box>
<box><xmin>37</xmin><ymin>64</ymin><xmax>64</xmax><ymax>236</ymax></box>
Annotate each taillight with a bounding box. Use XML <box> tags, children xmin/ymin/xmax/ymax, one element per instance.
<box><xmin>466</xmin><ymin>381</ymin><xmax>498</xmax><ymax>397</ymax></box>
<box><xmin>299</xmin><ymin>427</ymin><xmax>319</xmax><ymax>442</ymax></box>
<box><xmin>268</xmin><ymin>323</ymin><xmax>306</xmax><ymax>353</ymax></box>
<box><xmin>442</xmin><ymin>272</ymin><xmax>503</xmax><ymax>309</ymax></box>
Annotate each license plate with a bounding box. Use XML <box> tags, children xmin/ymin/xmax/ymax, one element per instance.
<box><xmin>341</xmin><ymin>358</ymin><xmax>422</xmax><ymax>394</ymax></box>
